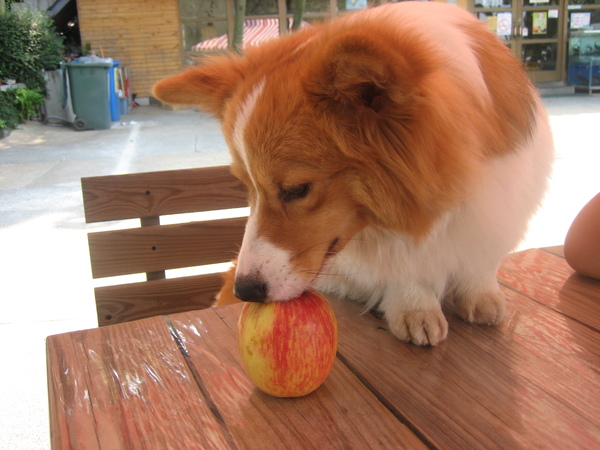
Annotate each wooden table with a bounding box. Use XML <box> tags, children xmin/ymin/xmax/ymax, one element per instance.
<box><xmin>47</xmin><ymin>247</ymin><xmax>600</xmax><ymax>448</ymax></box>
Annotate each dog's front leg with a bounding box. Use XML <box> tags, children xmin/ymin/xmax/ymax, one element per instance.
<box><xmin>452</xmin><ymin>278</ymin><xmax>507</xmax><ymax>326</ymax></box>
<box><xmin>380</xmin><ymin>284</ymin><xmax>448</xmax><ymax>346</ymax></box>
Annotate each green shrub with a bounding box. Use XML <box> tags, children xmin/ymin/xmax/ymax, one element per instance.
<box><xmin>14</xmin><ymin>87</ymin><xmax>44</xmax><ymax>121</ymax></box>
<box><xmin>0</xmin><ymin>9</ymin><xmax>64</xmax><ymax>93</ymax></box>
<box><xmin>0</xmin><ymin>90</ymin><xmax>20</xmax><ymax>136</ymax></box>
<box><xmin>0</xmin><ymin>87</ymin><xmax>45</xmax><ymax>136</ymax></box>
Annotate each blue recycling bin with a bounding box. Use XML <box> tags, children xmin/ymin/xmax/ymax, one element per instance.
<box><xmin>109</xmin><ymin>60</ymin><xmax>121</xmax><ymax>122</ymax></box>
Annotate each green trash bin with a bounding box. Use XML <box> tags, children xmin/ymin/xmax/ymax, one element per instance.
<box><xmin>66</xmin><ymin>62</ymin><xmax>112</xmax><ymax>130</ymax></box>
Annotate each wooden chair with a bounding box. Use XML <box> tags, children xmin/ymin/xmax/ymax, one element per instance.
<box><xmin>81</xmin><ymin>165</ymin><xmax>247</xmax><ymax>326</ymax></box>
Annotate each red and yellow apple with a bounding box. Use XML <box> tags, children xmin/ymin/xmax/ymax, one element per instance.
<box><xmin>237</xmin><ymin>290</ymin><xmax>338</xmax><ymax>397</ymax></box>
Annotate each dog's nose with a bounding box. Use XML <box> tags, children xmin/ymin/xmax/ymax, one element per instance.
<box><xmin>234</xmin><ymin>277</ymin><xmax>267</xmax><ymax>302</ymax></box>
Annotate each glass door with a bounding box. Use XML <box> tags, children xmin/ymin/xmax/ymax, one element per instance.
<box><xmin>519</xmin><ymin>0</ymin><xmax>565</xmax><ymax>82</ymax></box>
<box><xmin>471</xmin><ymin>0</ymin><xmax>567</xmax><ymax>82</ymax></box>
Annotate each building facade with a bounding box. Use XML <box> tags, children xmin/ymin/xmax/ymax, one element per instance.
<box><xmin>75</xmin><ymin>0</ymin><xmax>600</xmax><ymax>97</ymax></box>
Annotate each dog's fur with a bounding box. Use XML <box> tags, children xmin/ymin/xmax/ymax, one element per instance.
<box><xmin>153</xmin><ymin>3</ymin><xmax>554</xmax><ymax>345</ymax></box>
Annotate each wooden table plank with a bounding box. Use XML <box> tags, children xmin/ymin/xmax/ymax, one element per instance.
<box><xmin>498</xmin><ymin>248</ymin><xmax>600</xmax><ymax>330</ymax></box>
<box><xmin>168</xmin><ymin>307</ymin><xmax>427</xmax><ymax>449</ymax></box>
<box><xmin>46</xmin><ymin>248</ymin><xmax>600</xmax><ymax>449</ymax></box>
<box><xmin>450</xmin><ymin>287</ymin><xmax>600</xmax><ymax>443</ymax></box>
<box><xmin>47</xmin><ymin>316</ymin><xmax>235</xmax><ymax>448</ymax></box>
<box><xmin>47</xmin><ymin>332</ymin><xmax>101</xmax><ymax>449</ymax></box>
<box><xmin>329</xmin><ymin>283</ymin><xmax>600</xmax><ymax>448</ymax></box>
<box><xmin>541</xmin><ymin>245</ymin><xmax>566</xmax><ymax>258</ymax></box>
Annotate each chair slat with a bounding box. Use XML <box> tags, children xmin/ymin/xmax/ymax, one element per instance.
<box><xmin>82</xmin><ymin>165</ymin><xmax>247</xmax><ymax>223</ymax></box>
<box><xmin>95</xmin><ymin>273</ymin><xmax>224</xmax><ymax>326</ymax></box>
<box><xmin>82</xmin><ymin>165</ymin><xmax>248</xmax><ymax>326</ymax></box>
<box><xmin>88</xmin><ymin>217</ymin><xmax>247</xmax><ymax>279</ymax></box>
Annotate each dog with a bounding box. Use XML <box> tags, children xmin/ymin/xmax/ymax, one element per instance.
<box><xmin>153</xmin><ymin>2</ymin><xmax>554</xmax><ymax>346</ymax></box>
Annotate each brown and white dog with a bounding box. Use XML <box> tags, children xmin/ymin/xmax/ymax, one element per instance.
<box><xmin>153</xmin><ymin>2</ymin><xmax>554</xmax><ymax>346</ymax></box>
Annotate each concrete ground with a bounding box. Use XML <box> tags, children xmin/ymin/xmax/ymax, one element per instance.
<box><xmin>0</xmin><ymin>95</ymin><xmax>599</xmax><ymax>449</ymax></box>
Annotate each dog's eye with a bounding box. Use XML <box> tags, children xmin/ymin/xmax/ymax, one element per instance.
<box><xmin>281</xmin><ymin>183</ymin><xmax>311</xmax><ymax>201</ymax></box>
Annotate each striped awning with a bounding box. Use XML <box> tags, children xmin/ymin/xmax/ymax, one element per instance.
<box><xmin>193</xmin><ymin>18</ymin><xmax>307</xmax><ymax>51</ymax></box>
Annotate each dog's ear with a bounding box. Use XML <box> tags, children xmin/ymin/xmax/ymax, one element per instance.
<box><xmin>153</xmin><ymin>55</ymin><xmax>246</xmax><ymax>118</ymax></box>
<box><xmin>304</xmin><ymin>31</ymin><xmax>416</xmax><ymax>115</ymax></box>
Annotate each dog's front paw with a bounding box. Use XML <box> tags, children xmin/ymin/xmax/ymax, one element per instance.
<box><xmin>386</xmin><ymin>308</ymin><xmax>448</xmax><ymax>346</ymax></box>
<box><xmin>455</xmin><ymin>290</ymin><xmax>506</xmax><ymax>325</ymax></box>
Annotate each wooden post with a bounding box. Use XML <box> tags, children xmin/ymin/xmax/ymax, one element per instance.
<box><xmin>226</xmin><ymin>0</ymin><xmax>235</xmax><ymax>46</ymax></box>
<box><xmin>278</xmin><ymin>0</ymin><xmax>287</xmax><ymax>35</ymax></box>
<box><xmin>232</xmin><ymin>0</ymin><xmax>246</xmax><ymax>53</ymax></box>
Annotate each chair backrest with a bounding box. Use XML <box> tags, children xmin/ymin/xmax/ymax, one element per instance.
<box><xmin>81</xmin><ymin>165</ymin><xmax>248</xmax><ymax>326</ymax></box>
